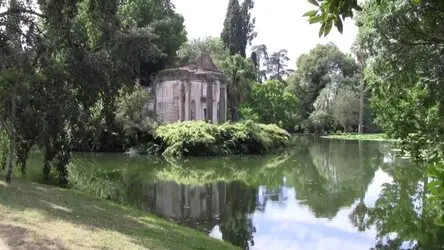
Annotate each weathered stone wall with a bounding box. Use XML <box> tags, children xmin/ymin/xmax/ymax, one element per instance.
<box><xmin>155</xmin><ymin>79</ymin><xmax>227</xmax><ymax>123</ymax></box>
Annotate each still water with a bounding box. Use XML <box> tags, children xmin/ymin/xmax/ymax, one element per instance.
<box><xmin>28</xmin><ymin>136</ymin><xmax>444</xmax><ymax>249</ymax></box>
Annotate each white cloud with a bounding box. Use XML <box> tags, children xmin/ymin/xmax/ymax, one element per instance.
<box><xmin>208</xmin><ymin>169</ymin><xmax>394</xmax><ymax>250</ymax></box>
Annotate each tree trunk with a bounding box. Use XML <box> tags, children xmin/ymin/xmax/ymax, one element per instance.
<box><xmin>6</xmin><ymin>81</ymin><xmax>17</xmax><ymax>183</ymax></box>
<box><xmin>231</xmin><ymin>106</ymin><xmax>239</xmax><ymax>122</ymax></box>
<box><xmin>358</xmin><ymin>80</ymin><xmax>364</xmax><ymax>133</ymax></box>
<box><xmin>358</xmin><ymin>53</ymin><xmax>365</xmax><ymax>134</ymax></box>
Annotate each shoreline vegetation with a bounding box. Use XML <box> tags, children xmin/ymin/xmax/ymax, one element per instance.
<box><xmin>321</xmin><ymin>133</ymin><xmax>397</xmax><ymax>142</ymax></box>
<box><xmin>153</xmin><ymin>121</ymin><xmax>291</xmax><ymax>157</ymax></box>
<box><xmin>0</xmin><ymin>178</ymin><xmax>238</xmax><ymax>250</ymax></box>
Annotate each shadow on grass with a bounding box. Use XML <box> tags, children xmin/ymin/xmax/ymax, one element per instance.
<box><xmin>0</xmin><ymin>179</ymin><xmax>236</xmax><ymax>250</ymax></box>
<box><xmin>0</xmin><ymin>224</ymin><xmax>68</xmax><ymax>250</ymax></box>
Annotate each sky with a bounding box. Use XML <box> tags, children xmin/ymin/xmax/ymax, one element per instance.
<box><xmin>171</xmin><ymin>0</ymin><xmax>359</xmax><ymax>69</ymax></box>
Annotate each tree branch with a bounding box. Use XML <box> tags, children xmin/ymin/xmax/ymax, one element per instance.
<box><xmin>0</xmin><ymin>7</ymin><xmax>45</xmax><ymax>19</ymax></box>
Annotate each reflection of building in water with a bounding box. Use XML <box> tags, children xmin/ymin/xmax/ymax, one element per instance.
<box><xmin>152</xmin><ymin>181</ymin><xmax>227</xmax><ymax>232</ymax></box>
<box><xmin>146</xmin><ymin>180</ymin><xmax>258</xmax><ymax>249</ymax></box>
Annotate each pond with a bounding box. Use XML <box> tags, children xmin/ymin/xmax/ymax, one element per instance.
<box><xmin>26</xmin><ymin>136</ymin><xmax>444</xmax><ymax>250</ymax></box>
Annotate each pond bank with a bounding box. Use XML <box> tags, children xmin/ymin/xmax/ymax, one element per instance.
<box><xmin>321</xmin><ymin>133</ymin><xmax>397</xmax><ymax>141</ymax></box>
<box><xmin>0</xmin><ymin>178</ymin><xmax>238</xmax><ymax>250</ymax></box>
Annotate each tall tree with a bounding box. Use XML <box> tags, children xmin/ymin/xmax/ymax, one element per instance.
<box><xmin>288</xmin><ymin>43</ymin><xmax>358</xmax><ymax>120</ymax></box>
<box><xmin>221</xmin><ymin>0</ymin><xmax>256</xmax><ymax>57</ymax></box>
<box><xmin>0</xmin><ymin>0</ymin><xmax>185</xmax><ymax>184</ymax></box>
<box><xmin>1</xmin><ymin>0</ymin><xmax>40</xmax><ymax>182</ymax></box>
<box><xmin>266</xmin><ymin>49</ymin><xmax>294</xmax><ymax>82</ymax></box>
<box><xmin>118</xmin><ymin>0</ymin><xmax>187</xmax><ymax>79</ymax></box>
<box><xmin>239</xmin><ymin>0</ymin><xmax>256</xmax><ymax>57</ymax></box>
<box><xmin>353</xmin><ymin>44</ymin><xmax>366</xmax><ymax>134</ymax></box>
<box><xmin>221</xmin><ymin>54</ymin><xmax>256</xmax><ymax>121</ymax></box>
<box><xmin>251</xmin><ymin>44</ymin><xmax>268</xmax><ymax>82</ymax></box>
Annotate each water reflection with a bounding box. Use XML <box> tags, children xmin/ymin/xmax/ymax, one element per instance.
<box><xmin>28</xmin><ymin>136</ymin><xmax>444</xmax><ymax>249</ymax></box>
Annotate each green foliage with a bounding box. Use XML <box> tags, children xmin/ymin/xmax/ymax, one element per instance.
<box><xmin>266</xmin><ymin>49</ymin><xmax>294</xmax><ymax>81</ymax></box>
<box><xmin>0</xmin><ymin>0</ymin><xmax>187</xmax><ymax>184</ymax></box>
<box><xmin>332</xmin><ymin>87</ymin><xmax>360</xmax><ymax>131</ymax></box>
<box><xmin>303</xmin><ymin>0</ymin><xmax>360</xmax><ymax>36</ymax></box>
<box><xmin>115</xmin><ymin>84</ymin><xmax>158</xmax><ymax>148</ymax></box>
<box><xmin>287</xmin><ymin>43</ymin><xmax>364</xmax><ymax>133</ymax></box>
<box><xmin>250</xmin><ymin>44</ymin><xmax>269</xmax><ymax>82</ymax></box>
<box><xmin>304</xmin><ymin>0</ymin><xmax>437</xmax><ymax>37</ymax></box>
<box><xmin>288</xmin><ymin>43</ymin><xmax>358</xmax><ymax>122</ymax></box>
<box><xmin>118</xmin><ymin>0</ymin><xmax>187</xmax><ymax>66</ymax></box>
<box><xmin>177</xmin><ymin>37</ymin><xmax>229</xmax><ymax>69</ymax></box>
<box><xmin>324</xmin><ymin>133</ymin><xmax>394</xmax><ymax>141</ymax></box>
<box><xmin>155</xmin><ymin>121</ymin><xmax>291</xmax><ymax>157</ymax></box>
<box><xmin>221</xmin><ymin>54</ymin><xmax>256</xmax><ymax>121</ymax></box>
<box><xmin>241</xmin><ymin>80</ymin><xmax>300</xmax><ymax>131</ymax></box>
<box><xmin>429</xmin><ymin>163</ymin><xmax>444</xmax><ymax>225</ymax></box>
<box><xmin>304</xmin><ymin>110</ymin><xmax>335</xmax><ymax>134</ymax></box>
<box><xmin>358</xmin><ymin>0</ymin><xmax>444</xmax><ymax>223</ymax></box>
<box><xmin>238</xmin><ymin>106</ymin><xmax>260</xmax><ymax>122</ymax></box>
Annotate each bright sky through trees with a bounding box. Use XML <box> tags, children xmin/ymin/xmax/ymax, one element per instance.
<box><xmin>171</xmin><ymin>0</ymin><xmax>358</xmax><ymax>68</ymax></box>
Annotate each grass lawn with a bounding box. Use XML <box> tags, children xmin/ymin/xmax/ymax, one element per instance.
<box><xmin>0</xmin><ymin>178</ymin><xmax>238</xmax><ymax>250</ymax></box>
<box><xmin>322</xmin><ymin>133</ymin><xmax>398</xmax><ymax>142</ymax></box>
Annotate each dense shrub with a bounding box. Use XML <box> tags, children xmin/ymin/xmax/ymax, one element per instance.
<box><xmin>115</xmin><ymin>85</ymin><xmax>158</xmax><ymax>149</ymax></box>
<box><xmin>155</xmin><ymin>120</ymin><xmax>291</xmax><ymax>157</ymax></box>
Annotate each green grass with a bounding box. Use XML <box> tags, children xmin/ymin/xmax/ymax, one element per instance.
<box><xmin>322</xmin><ymin>133</ymin><xmax>398</xmax><ymax>142</ymax></box>
<box><xmin>0</xmin><ymin>178</ymin><xmax>238</xmax><ymax>250</ymax></box>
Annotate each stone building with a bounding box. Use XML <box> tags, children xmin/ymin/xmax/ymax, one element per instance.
<box><xmin>152</xmin><ymin>53</ymin><xmax>228</xmax><ymax>123</ymax></box>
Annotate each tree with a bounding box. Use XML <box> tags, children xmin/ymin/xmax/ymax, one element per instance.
<box><xmin>288</xmin><ymin>43</ymin><xmax>358</xmax><ymax>121</ymax></box>
<box><xmin>0</xmin><ymin>0</ymin><xmax>185</xmax><ymax>184</ymax></box>
<box><xmin>239</xmin><ymin>0</ymin><xmax>257</xmax><ymax>57</ymax></box>
<box><xmin>352</xmin><ymin>43</ymin><xmax>366</xmax><ymax>134</ymax></box>
<box><xmin>177</xmin><ymin>36</ymin><xmax>229</xmax><ymax>69</ymax></box>
<box><xmin>251</xmin><ymin>44</ymin><xmax>269</xmax><ymax>82</ymax></box>
<box><xmin>221</xmin><ymin>54</ymin><xmax>256</xmax><ymax>121</ymax></box>
<box><xmin>266</xmin><ymin>49</ymin><xmax>294</xmax><ymax>82</ymax></box>
<box><xmin>115</xmin><ymin>84</ymin><xmax>158</xmax><ymax>148</ymax></box>
<box><xmin>241</xmin><ymin>80</ymin><xmax>299</xmax><ymax>131</ymax></box>
<box><xmin>118</xmin><ymin>0</ymin><xmax>187</xmax><ymax>72</ymax></box>
<box><xmin>221</xmin><ymin>0</ymin><xmax>256</xmax><ymax>57</ymax></box>
<box><xmin>0</xmin><ymin>0</ymin><xmax>39</xmax><ymax>182</ymax></box>
<box><xmin>357</xmin><ymin>0</ymin><xmax>444</xmax><ymax>222</ymax></box>
<box><xmin>331</xmin><ymin>87</ymin><xmax>360</xmax><ymax>132</ymax></box>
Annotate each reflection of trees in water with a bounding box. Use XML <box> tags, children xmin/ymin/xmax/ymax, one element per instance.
<box><xmin>66</xmin><ymin>137</ymin><xmax>434</xmax><ymax>249</ymax></box>
<box><xmin>219</xmin><ymin>181</ymin><xmax>257</xmax><ymax>250</ymax></box>
<box><xmin>287</xmin><ymin>138</ymin><xmax>381</xmax><ymax>219</ymax></box>
<box><xmin>349</xmin><ymin>162</ymin><xmax>444</xmax><ymax>249</ymax></box>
